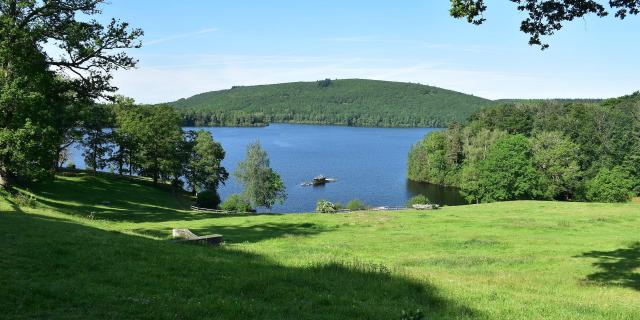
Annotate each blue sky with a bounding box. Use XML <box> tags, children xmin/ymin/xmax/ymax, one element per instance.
<box><xmin>99</xmin><ymin>1</ymin><xmax>640</xmax><ymax>103</ymax></box>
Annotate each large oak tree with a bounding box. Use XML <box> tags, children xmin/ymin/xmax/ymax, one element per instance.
<box><xmin>0</xmin><ymin>0</ymin><xmax>141</xmax><ymax>188</ymax></box>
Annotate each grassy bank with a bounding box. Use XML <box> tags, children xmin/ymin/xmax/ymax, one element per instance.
<box><xmin>1</xmin><ymin>173</ymin><xmax>639</xmax><ymax>319</ymax></box>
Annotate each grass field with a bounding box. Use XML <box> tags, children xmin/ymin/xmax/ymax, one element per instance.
<box><xmin>1</xmin><ymin>173</ymin><xmax>639</xmax><ymax>319</ymax></box>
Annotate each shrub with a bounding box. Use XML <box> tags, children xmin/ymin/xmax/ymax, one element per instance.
<box><xmin>195</xmin><ymin>190</ymin><xmax>221</xmax><ymax>209</ymax></box>
<box><xmin>586</xmin><ymin>167</ymin><xmax>634</xmax><ymax>203</ymax></box>
<box><xmin>66</xmin><ymin>161</ymin><xmax>76</xmax><ymax>170</ymax></box>
<box><xmin>346</xmin><ymin>199</ymin><xmax>367</xmax><ymax>211</ymax></box>
<box><xmin>316</xmin><ymin>200</ymin><xmax>336</xmax><ymax>213</ymax></box>
<box><xmin>407</xmin><ymin>195</ymin><xmax>430</xmax><ymax>207</ymax></box>
<box><xmin>221</xmin><ymin>194</ymin><xmax>254</xmax><ymax>213</ymax></box>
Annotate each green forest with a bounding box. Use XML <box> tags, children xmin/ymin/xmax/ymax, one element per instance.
<box><xmin>408</xmin><ymin>92</ymin><xmax>640</xmax><ymax>203</ymax></box>
<box><xmin>167</xmin><ymin>79</ymin><xmax>493</xmax><ymax>127</ymax></box>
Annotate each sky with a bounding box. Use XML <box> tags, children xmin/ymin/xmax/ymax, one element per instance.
<box><xmin>96</xmin><ymin>0</ymin><xmax>640</xmax><ymax>103</ymax></box>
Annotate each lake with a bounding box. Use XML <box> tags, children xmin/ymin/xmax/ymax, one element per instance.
<box><xmin>69</xmin><ymin>124</ymin><xmax>466</xmax><ymax>213</ymax></box>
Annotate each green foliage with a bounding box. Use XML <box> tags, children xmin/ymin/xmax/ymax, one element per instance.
<box><xmin>449</xmin><ymin>0</ymin><xmax>640</xmax><ymax>49</ymax></box>
<box><xmin>116</xmin><ymin>104</ymin><xmax>183</xmax><ymax>184</ymax></box>
<box><xmin>234</xmin><ymin>141</ymin><xmax>287</xmax><ymax>209</ymax></box>
<box><xmin>315</xmin><ymin>199</ymin><xmax>337</xmax><ymax>213</ymax></box>
<box><xmin>346</xmin><ymin>199</ymin><xmax>367</xmax><ymax>211</ymax></box>
<box><xmin>463</xmin><ymin>135</ymin><xmax>541</xmax><ymax>203</ymax></box>
<box><xmin>317</xmin><ymin>78</ymin><xmax>333</xmax><ymax>88</ymax></box>
<box><xmin>220</xmin><ymin>194</ymin><xmax>254</xmax><ymax>213</ymax></box>
<box><xmin>586</xmin><ymin>167</ymin><xmax>634</xmax><ymax>203</ymax></box>
<box><xmin>0</xmin><ymin>0</ymin><xmax>141</xmax><ymax>188</ymax></box>
<box><xmin>171</xmin><ymin>79</ymin><xmax>492</xmax><ymax>128</ymax></box>
<box><xmin>184</xmin><ymin>130</ymin><xmax>229</xmax><ymax>193</ymax></box>
<box><xmin>530</xmin><ymin>131</ymin><xmax>581</xmax><ymax>200</ymax></box>
<box><xmin>408</xmin><ymin>131</ymin><xmax>459</xmax><ymax>185</ymax></box>
<box><xmin>407</xmin><ymin>195</ymin><xmax>430</xmax><ymax>207</ymax></box>
<box><xmin>79</xmin><ymin>105</ymin><xmax>113</xmax><ymax>172</ymax></box>
<box><xmin>409</xmin><ymin>95</ymin><xmax>640</xmax><ymax>203</ymax></box>
<box><xmin>195</xmin><ymin>190</ymin><xmax>221</xmax><ymax>209</ymax></box>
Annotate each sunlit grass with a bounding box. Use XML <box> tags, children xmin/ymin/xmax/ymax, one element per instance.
<box><xmin>1</xmin><ymin>173</ymin><xmax>639</xmax><ymax>319</ymax></box>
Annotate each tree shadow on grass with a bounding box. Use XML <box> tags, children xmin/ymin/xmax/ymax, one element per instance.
<box><xmin>126</xmin><ymin>222</ymin><xmax>330</xmax><ymax>243</ymax></box>
<box><xmin>21</xmin><ymin>174</ymin><xmax>220</xmax><ymax>223</ymax></box>
<box><xmin>0</xmin><ymin>211</ymin><xmax>483</xmax><ymax>320</ymax></box>
<box><xmin>190</xmin><ymin>222</ymin><xmax>330</xmax><ymax>243</ymax></box>
<box><xmin>579</xmin><ymin>243</ymin><xmax>640</xmax><ymax>291</ymax></box>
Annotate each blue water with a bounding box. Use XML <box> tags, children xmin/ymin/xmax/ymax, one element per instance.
<box><xmin>69</xmin><ymin>124</ymin><xmax>466</xmax><ymax>213</ymax></box>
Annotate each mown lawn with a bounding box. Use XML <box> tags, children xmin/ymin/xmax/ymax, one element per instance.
<box><xmin>1</xmin><ymin>173</ymin><xmax>639</xmax><ymax>319</ymax></box>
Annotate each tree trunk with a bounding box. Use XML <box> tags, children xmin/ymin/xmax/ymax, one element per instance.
<box><xmin>0</xmin><ymin>169</ymin><xmax>14</xmax><ymax>190</ymax></box>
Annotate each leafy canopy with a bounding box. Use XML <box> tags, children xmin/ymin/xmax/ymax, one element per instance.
<box><xmin>234</xmin><ymin>141</ymin><xmax>286</xmax><ymax>210</ymax></box>
<box><xmin>0</xmin><ymin>0</ymin><xmax>141</xmax><ymax>187</ymax></box>
<box><xmin>450</xmin><ymin>0</ymin><xmax>640</xmax><ymax>49</ymax></box>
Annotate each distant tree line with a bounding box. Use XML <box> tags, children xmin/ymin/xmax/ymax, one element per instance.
<box><xmin>179</xmin><ymin>109</ymin><xmax>450</xmax><ymax>128</ymax></box>
<box><xmin>408</xmin><ymin>93</ymin><xmax>640</xmax><ymax>203</ymax></box>
<box><xmin>170</xmin><ymin>79</ymin><xmax>493</xmax><ymax>128</ymax></box>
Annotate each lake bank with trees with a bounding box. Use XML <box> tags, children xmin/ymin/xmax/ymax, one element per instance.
<box><xmin>67</xmin><ymin>123</ymin><xmax>466</xmax><ymax>213</ymax></box>
<box><xmin>408</xmin><ymin>93</ymin><xmax>640</xmax><ymax>203</ymax></box>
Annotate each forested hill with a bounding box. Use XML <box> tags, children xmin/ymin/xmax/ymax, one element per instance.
<box><xmin>166</xmin><ymin>79</ymin><xmax>493</xmax><ymax>127</ymax></box>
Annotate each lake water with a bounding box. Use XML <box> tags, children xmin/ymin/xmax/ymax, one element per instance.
<box><xmin>69</xmin><ymin>124</ymin><xmax>466</xmax><ymax>213</ymax></box>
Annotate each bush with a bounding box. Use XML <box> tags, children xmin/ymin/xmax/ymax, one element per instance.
<box><xmin>195</xmin><ymin>190</ymin><xmax>221</xmax><ymax>209</ymax></box>
<box><xmin>586</xmin><ymin>167</ymin><xmax>634</xmax><ymax>203</ymax></box>
<box><xmin>407</xmin><ymin>195</ymin><xmax>430</xmax><ymax>207</ymax></box>
<box><xmin>346</xmin><ymin>199</ymin><xmax>367</xmax><ymax>211</ymax></box>
<box><xmin>66</xmin><ymin>161</ymin><xmax>76</xmax><ymax>170</ymax></box>
<box><xmin>316</xmin><ymin>200</ymin><xmax>337</xmax><ymax>213</ymax></box>
<box><xmin>220</xmin><ymin>194</ymin><xmax>254</xmax><ymax>213</ymax></box>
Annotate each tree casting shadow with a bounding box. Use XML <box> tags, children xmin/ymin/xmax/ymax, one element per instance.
<box><xmin>579</xmin><ymin>242</ymin><xmax>640</xmax><ymax>291</ymax></box>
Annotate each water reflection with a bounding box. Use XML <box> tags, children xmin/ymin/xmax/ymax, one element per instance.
<box><xmin>406</xmin><ymin>180</ymin><xmax>467</xmax><ymax>206</ymax></box>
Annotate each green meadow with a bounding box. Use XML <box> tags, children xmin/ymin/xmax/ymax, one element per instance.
<box><xmin>1</xmin><ymin>173</ymin><xmax>639</xmax><ymax>319</ymax></box>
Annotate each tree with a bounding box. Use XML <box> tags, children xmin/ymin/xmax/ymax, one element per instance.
<box><xmin>450</xmin><ymin>0</ymin><xmax>640</xmax><ymax>49</ymax></box>
<box><xmin>407</xmin><ymin>131</ymin><xmax>447</xmax><ymax>184</ymax></box>
<box><xmin>234</xmin><ymin>141</ymin><xmax>286</xmax><ymax>210</ymax></box>
<box><xmin>184</xmin><ymin>130</ymin><xmax>229</xmax><ymax>193</ymax></box>
<box><xmin>0</xmin><ymin>0</ymin><xmax>142</xmax><ymax>188</ymax></box>
<box><xmin>117</xmin><ymin>105</ymin><xmax>183</xmax><ymax>185</ymax></box>
<box><xmin>461</xmin><ymin>128</ymin><xmax>507</xmax><ymax>164</ymax></box>
<box><xmin>79</xmin><ymin>105</ymin><xmax>113</xmax><ymax>172</ymax></box>
<box><xmin>586</xmin><ymin>167</ymin><xmax>634</xmax><ymax>202</ymax></box>
<box><xmin>530</xmin><ymin>131</ymin><xmax>582</xmax><ymax>200</ymax></box>
<box><xmin>459</xmin><ymin>163</ymin><xmax>482</xmax><ymax>204</ymax></box>
<box><xmin>469</xmin><ymin>134</ymin><xmax>541</xmax><ymax>202</ymax></box>
<box><xmin>110</xmin><ymin>97</ymin><xmax>138</xmax><ymax>175</ymax></box>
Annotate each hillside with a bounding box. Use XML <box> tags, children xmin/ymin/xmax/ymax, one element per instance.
<box><xmin>167</xmin><ymin>79</ymin><xmax>493</xmax><ymax>127</ymax></box>
<box><xmin>1</xmin><ymin>173</ymin><xmax>639</xmax><ymax>319</ymax></box>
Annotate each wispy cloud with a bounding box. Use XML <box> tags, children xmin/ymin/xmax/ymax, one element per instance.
<box><xmin>145</xmin><ymin>28</ymin><xmax>219</xmax><ymax>46</ymax></box>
